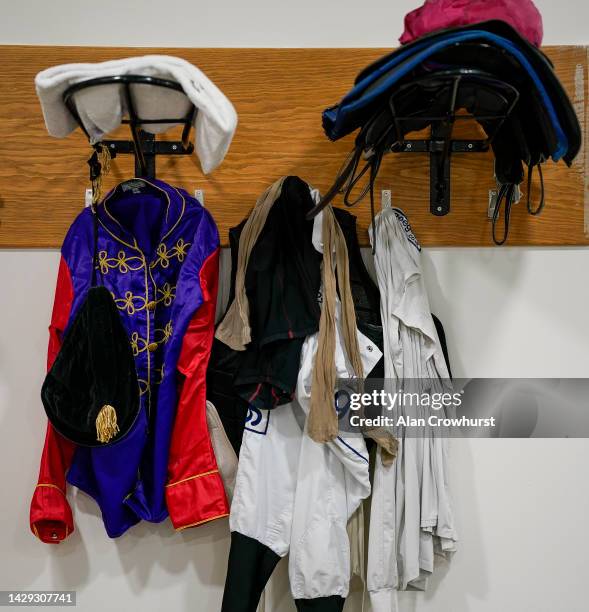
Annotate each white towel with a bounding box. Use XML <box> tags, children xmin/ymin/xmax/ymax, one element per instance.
<box><xmin>35</xmin><ymin>55</ymin><xmax>238</xmax><ymax>174</ymax></box>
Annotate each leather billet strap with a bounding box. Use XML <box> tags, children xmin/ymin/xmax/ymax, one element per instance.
<box><xmin>306</xmin><ymin>116</ymin><xmax>392</xmax><ymax>223</ymax></box>
<box><xmin>493</xmin><ymin>162</ymin><xmax>546</xmax><ymax>246</ymax></box>
<box><xmin>492</xmin><ymin>183</ymin><xmax>516</xmax><ymax>246</ymax></box>
<box><xmin>305</xmin><ymin>145</ymin><xmax>364</xmax><ymax>220</ymax></box>
<box><xmin>527</xmin><ymin>163</ymin><xmax>545</xmax><ymax>216</ymax></box>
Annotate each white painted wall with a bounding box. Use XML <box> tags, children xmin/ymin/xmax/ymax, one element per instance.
<box><xmin>1</xmin><ymin>2</ymin><xmax>588</xmax><ymax>611</ymax></box>
<box><xmin>2</xmin><ymin>0</ymin><xmax>589</xmax><ymax>47</ymax></box>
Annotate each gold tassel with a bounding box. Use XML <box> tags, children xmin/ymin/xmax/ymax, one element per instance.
<box><xmin>92</xmin><ymin>144</ymin><xmax>112</xmax><ymax>205</ymax></box>
<box><xmin>95</xmin><ymin>404</ymin><xmax>119</xmax><ymax>443</ymax></box>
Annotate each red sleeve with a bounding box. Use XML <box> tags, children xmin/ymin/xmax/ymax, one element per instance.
<box><xmin>165</xmin><ymin>248</ymin><xmax>229</xmax><ymax>530</ymax></box>
<box><xmin>30</xmin><ymin>256</ymin><xmax>77</xmax><ymax>543</ymax></box>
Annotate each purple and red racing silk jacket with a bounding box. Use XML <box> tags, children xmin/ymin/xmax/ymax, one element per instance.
<box><xmin>30</xmin><ymin>178</ymin><xmax>228</xmax><ymax>542</ymax></box>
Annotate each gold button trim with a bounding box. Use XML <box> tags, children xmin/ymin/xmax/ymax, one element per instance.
<box><xmin>146</xmin><ymin>301</ymin><xmax>157</xmax><ymax>311</ymax></box>
<box><xmin>148</xmin><ymin>342</ymin><xmax>158</xmax><ymax>352</ymax></box>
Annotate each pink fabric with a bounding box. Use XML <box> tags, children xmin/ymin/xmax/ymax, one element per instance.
<box><xmin>400</xmin><ymin>0</ymin><xmax>543</xmax><ymax>47</ymax></box>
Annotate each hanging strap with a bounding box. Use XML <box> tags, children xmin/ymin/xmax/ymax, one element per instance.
<box><xmin>368</xmin><ymin>149</ymin><xmax>385</xmax><ymax>255</ymax></box>
<box><xmin>492</xmin><ymin>183</ymin><xmax>516</xmax><ymax>246</ymax></box>
<box><xmin>342</xmin><ymin>154</ymin><xmax>376</xmax><ymax>208</ymax></box>
<box><xmin>306</xmin><ymin>113</ymin><xmax>396</xmax><ymax>221</ymax></box>
<box><xmin>307</xmin><ymin>141</ymin><xmax>385</xmax><ymax>255</ymax></box>
<box><xmin>90</xmin><ymin>206</ymin><xmax>104</xmax><ymax>288</ymax></box>
<box><xmin>305</xmin><ymin>146</ymin><xmax>364</xmax><ymax>219</ymax></box>
<box><xmin>527</xmin><ymin>163</ymin><xmax>545</xmax><ymax>216</ymax></box>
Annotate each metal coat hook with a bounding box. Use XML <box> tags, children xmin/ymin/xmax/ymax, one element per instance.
<box><xmin>395</xmin><ymin>132</ymin><xmax>489</xmax><ymax>216</ymax></box>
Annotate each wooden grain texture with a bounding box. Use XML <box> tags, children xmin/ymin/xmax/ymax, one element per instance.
<box><xmin>0</xmin><ymin>45</ymin><xmax>587</xmax><ymax>248</ymax></box>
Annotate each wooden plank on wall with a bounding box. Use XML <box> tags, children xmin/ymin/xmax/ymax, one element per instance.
<box><xmin>0</xmin><ymin>44</ymin><xmax>587</xmax><ymax>248</ymax></box>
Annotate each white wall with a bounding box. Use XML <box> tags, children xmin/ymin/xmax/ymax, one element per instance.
<box><xmin>1</xmin><ymin>2</ymin><xmax>589</xmax><ymax>611</ymax></box>
<box><xmin>2</xmin><ymin>0</ymin><xmax>588</xmax><ymax>47</ymax></box>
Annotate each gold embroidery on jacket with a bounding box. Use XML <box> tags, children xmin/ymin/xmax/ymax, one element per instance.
<box><xmin>154</xmin><ymin>321</ymin><xmax>173</xmax><ymax>345</ymax></box>
<box><xmin>138</xmin><ymin>379</ymin><xmax>149</xmax><ymax>396</ymax></box>
<box><xmin>98</xmin><ymin>250</ymin><xmax>145</xmax><ymax>274</ymax></box>
<box><xmin>150</xmin><ymin>239</ymin><xmax>191</xmax><ymax>270</ymax></box>
<box><xmin>111</xmin><ymin>291</ymin><xmax>148</xmax><ymax>315</ymax></box>
<box><xmin>157</xmin><ymin>283</ymin><xmax>176</xmax><ymax>307</ymax></box>
<box><xmin>139</xmin><ymin>365</ymin><xmax>164</xmax><ymax>392</ymax></box>
<box><xmin>130</xmin><ymin>332</ymin><xmax>148</xmax><ymax>356</ymax></box>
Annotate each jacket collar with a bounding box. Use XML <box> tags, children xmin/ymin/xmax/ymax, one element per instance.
<box><xmin>97</xmin><ymin>179</ymin><xmax>186</xmax><ymax>256</ymax></box>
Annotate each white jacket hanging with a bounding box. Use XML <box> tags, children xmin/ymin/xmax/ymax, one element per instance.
<box><xmin>367</xmin><ymin>207</ymin><xmax>458</xmax><ymax>612</ymax></box>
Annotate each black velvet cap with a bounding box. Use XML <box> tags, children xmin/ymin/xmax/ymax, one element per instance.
<box><xmin>41</xmin><ymin>286</ymin><xmax>140</xmax><ymax>447</ymax></box>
